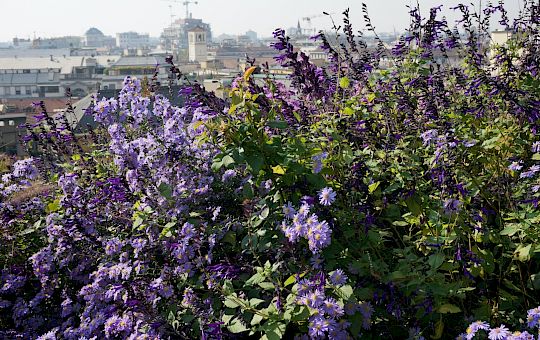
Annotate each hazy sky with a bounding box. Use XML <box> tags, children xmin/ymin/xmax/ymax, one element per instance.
<box><xmin>0</xmin><ymin>0</ymin><xmax>523</xmax><ymax>41</ymax></box>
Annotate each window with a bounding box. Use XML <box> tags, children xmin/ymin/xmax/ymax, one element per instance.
<box><xmin>15</xmin><ymin>88</ymin><xmax>21</xmax><ymax>95</ymax></box>
<box><xmin>42</xmin><ymin>86</ymin><xmax>60</xmax><ymax>93</ymax></box>
<box><xmin>25</xmin><ymin>87</ymin><xmax>31</xmax><ymax>95</ymax></box>
<box><xmin>0</xmin><ymin>121</ymin><xmax>4</xmax><ymax>127</ymax></box>
<box><xmin>8</xmin><ymin>120</ymin><xmax>15</xmax><ymax>126</ymax></box>
<box><xmin>23</xmin><ymin>69</ymin><xmax>30</xmax><ymax>74</ymax></box>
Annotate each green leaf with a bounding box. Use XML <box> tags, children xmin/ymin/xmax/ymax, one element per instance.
<box><xmin>271</xmin><ymin>165</ymin><xmax>286</xmax><ymax>175</ymax></box>
<box><xmin>368</xmin><ymin>181</ymin><xmax>380</xmax><ymax>194</ymax></box>
<box><xmin>261</xmin><ymin>321</ymin><xmax>286</xmax><ymax>340</ymax></box>
<box><xmin>405</xmin><ymin>195</ymin><xmax>422</xmax><ymax>216</ymax></box>
<box><xmin>438</xmin><ymin>304</ymin><xmax>461</xmax><ymax>314</ymax></box>
<box><xmin>249</xmin><ymin>298</ymin><xmax>266</xmax><ymax>308</ymax></box>
<box><xmin>222</xmin><ymin>155</ymin><xmax>235</xmax><ymax>167</ymax></box>
<box><xmin>133</xmin><ymin>217</ymin><xmax>144</xmax><ymax>230</ymax></box>
<box><xmin>259</xmin><ymin>206</ymin><xmax>270</xmax><ymax>220</ymax></box>
<box><xmin>258</xmin><ymin>282</ymin><xmax>275</xmax><ymax>290</ymax></box>
<box><xmin>46</xmin><ymin>199</ymin><xmax>60</xmax><ymax>213</ymax></box>
<box><xmin>500</xmin><ymin>224</ymin><xmax>520</xmax><ymax>236</ymax></box>
<box><xmin>250</xmin><ymin>313</ymin><xmax>264</xmax><ymax>326</ymax></box>
<box><xmin>339</xmin><ymin>77</ymin><xmax>350</xmax><ymax>89</ymax></box>
<box><xmin>245</xmin><ymin>273</ymin><xmax>265</xmax><ymax>286</ymax></box>
<box><xmin>246</xmin><ymin>153</ymin><xmax>264</xmax><ymax>174</ymax></box>
<box><xmin>227</xmin><ymin>317</ymin><xmax>248</xmax><ymax>333</ymax></box>
<box><xmin>283</xmin><ymin>275</ymin><xmax>296</xmax><ymax>287</ymax></box>
<box><xmin>515</xmin><ymin>244</ymin><xmax>532</xmax><ymax>262</ymax></box>
<box><xmin>267</xmin><ymin>120</ymin><xmax>288</xmax><ymax>129</ymax></box>
<box><xmin>158</xmin><ymin>182</ymin><xmax>173</xmax><ymax>200</ymax></box>
<box><xmin>336</xmin><ymin>285</ymin><xmax>354</xmax><ymax>300</ymax></box>
<box><xmin>224</xmin><ymin>296</ymin><xmax>240</xmax><ymax>308</ymax></box>
<box><xmin>428</xmin><ymin>253</ymin><xmax>444</xmax><ymax>269</ymax></box>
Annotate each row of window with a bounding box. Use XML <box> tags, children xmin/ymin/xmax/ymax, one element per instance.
<box><xmin>0</xmin><ymin>86</ymin><xmax>59</xmax><ymax>96</ymax></box>
<box><xmin>0</xmin><ymin>120</ymin><xmax>16</xmax><ymax>127</ymax></box>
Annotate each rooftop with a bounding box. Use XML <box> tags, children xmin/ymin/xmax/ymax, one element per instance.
<box><xmin>0</xmin><ymin>56</ymin><xmax>120</xmax><ymax>74</ymax></box>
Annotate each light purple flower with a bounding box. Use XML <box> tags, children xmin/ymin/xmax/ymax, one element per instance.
<box><xmin>318</xmin><ymin>187</ymin><xmax>336</xmax><ymax>206</ymax></box>
<box><xmin>488</xmin><ymin>325</ymin><xmax>510</xmax><ymax>340</ymax></box>
<box><xmin>520</xmin><ymin>165</ymin><xmax>540</xmax><ymax>179</ymax></box>
<box><xmin>465</xmin><ymin>321</ymin><xmax>490</xmax><ymax>339</ymax></box>
<box><xmin>329</xmin><ymin>269</ymin><xmax>348</xmax><ymax>286</ymax></box>
<box><xmin>527</xmin><ymin>307</ymin><xmax>540</xmax><ymax>328</ymax></box>
<box><xmin>532</xmin><ymin>141</ymin><xmax>540</xmax><ymax>153</ymax></box>
<box><xmin>508</xmin><ymin>161</ymin><xmax>523</xmax><ymax>171</ymax></box>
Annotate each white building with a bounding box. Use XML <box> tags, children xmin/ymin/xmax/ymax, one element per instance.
<box><xmin>116</xmin><ymin>32</ymin><xmax>150</xmax><ymax>49</ymax></box>
<box><xmin>0</xmin><ymin>55</ymin><xmax>119</xmax><ymax>98</ymax></box>
<box><xmin>83</xmin><ymin>28</ymin><xmax>115</xmax><ymax>48</ymax></box>
<box><xmin>188</xmin><ymin>27</ymin><xmax>208</xmax><ymax>63</ymax></box>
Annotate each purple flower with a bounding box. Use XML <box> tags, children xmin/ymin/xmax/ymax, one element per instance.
<box><xmin>443</xmin><ymin>198</ymin><xmax>462</xmax><ymax>215</ymax></box>
<box><xmin>12</xmin><ymin>158</ymin><xmax>39</xmax><ymax>180</ymax></box>
<box><xmin>520</xmin><ymin>165</ymin><xmax>540</xmax><ymax>178</ymax></box>
<box><xmin>318</xmin><ymin>187</ymin><xmax>336</xmax><ymax>206</ymax></box>
<box><xmin>329</xmin><ymin>269</ymin><xmax>347</xmax><ymax>286</ymax></box>
<box><xmin>420</xmin><ymin>129</ymin><xmax>438</xmax><ymax>146</ymax></box>
<box><xmin>307</xmin><ymin>220</ymin><xmax>332</xmax><ymax>253</ymax></box>
<box><xmin>322</xmin><ymin>298</ymin><xmax>344</xmax><ymax>317</ymax></box>
<box><xmin>283</xmin><ymin>202</ymin><xmax>296</xmax><ymax>219</ymax></box>
<box><xmin>308</xmin><ymin>316</ymin><xmax>331</xmax><ymax>338</ymax></box>
<box><xmin>508</xmin><ymin>161</ymin><xmax>523</xmax><ymax>171</ymax></box>
<box><xmin>301</xmin><ymin>289</ymin><xmax>325</xmax><ymax>309</ymax></box>
<box><xmin>488</xmin><ymin>325</ymin><xmax>510</xmax><ymax>340</ymax></box>
<box><xmin>527</xmin><ymin>307</ymin><xmax>540</xmax><ymax>328</ymax></box>
<box><xmin>465</xmin><ymin>321</ymin><xmax>490</xmax><ymax>339</ymax></box>
<box><xmin>532</xmin><ymin>141</ymin><xmax>540</xmax><ymax>153</ymax></box>
<box><xmin>221</xmin><ymin>169</ymin><xmax>236</xmax><ymax>182</ymax></box>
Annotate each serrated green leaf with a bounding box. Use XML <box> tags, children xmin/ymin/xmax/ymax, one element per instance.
<box><xmin>500</xmin><ymin>224</ymin><xmax>520</xmax><ymax>236</ymax></box>
<box><xmin>245</xmin><ymin>273</ymin><xmax>265</xmax><ymax>286</ymax></box>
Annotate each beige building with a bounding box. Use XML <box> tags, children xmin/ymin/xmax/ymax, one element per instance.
<box><xmin>188</xmin><ymin>27</ymin><xmax>208</xmax><ymax>64</ymax></box>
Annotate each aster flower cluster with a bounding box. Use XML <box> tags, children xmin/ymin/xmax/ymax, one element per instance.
<box><xmin>295</xmin><ymin>274</ymin><xmax>351</xmax><ymax>339</ymax></box>
<box><xmin>280</xmin><ymin>201</ymin><xmax>332</xmax><ymax>254</ymax></box>
<box><xmin>457</xmin><ymin>306</ymin><xmax>540</xmax><ymax>339</ymax></box>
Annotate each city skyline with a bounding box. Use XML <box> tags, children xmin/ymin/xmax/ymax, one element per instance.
<box><xmin>1</xmin><ymin>0</ymin><xmax>523</xmax><ymax>42</ymax></box>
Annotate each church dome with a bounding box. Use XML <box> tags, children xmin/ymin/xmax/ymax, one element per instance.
<box><xmin>85</xmin><ymin>27</ymin><xmax>104</xmax><ymax>36</ymax></box>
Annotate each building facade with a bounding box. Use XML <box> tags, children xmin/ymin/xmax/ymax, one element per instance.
<box><xmin>188</xmin><ymin>27</ymin><xmax>208</xmax><ymax>63</ymax></box>
<box><xmin>160</xmin><ymin>18</ymin><xmax>212</xmax><ymax>51</ymax></box>
<box><xmin>116</xmin><ymin>32</ymin><xmax>150</xmax><ymax>49</ymax></box>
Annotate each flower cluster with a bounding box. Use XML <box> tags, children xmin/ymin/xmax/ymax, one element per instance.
<box><xmin>280</xmin><ymin>200</ymin><xmax>332</xmax><ymax>254</ymax></box>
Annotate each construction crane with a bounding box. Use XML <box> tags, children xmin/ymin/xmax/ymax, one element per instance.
<box><xmin>161</xmin><ymin>0</ymin><xmax>198</xmax><ymax>19</ymax></box>
<box><xmin>301</xmin><ymin>12</ymin><xmax>334</xmax><ymax>36</ymax></box>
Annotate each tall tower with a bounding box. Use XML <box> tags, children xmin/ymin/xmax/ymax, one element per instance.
<box><xmin>188</xmin><ymin>26</ymin><xmax>207</xmax><ymax>63</ymax></box>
